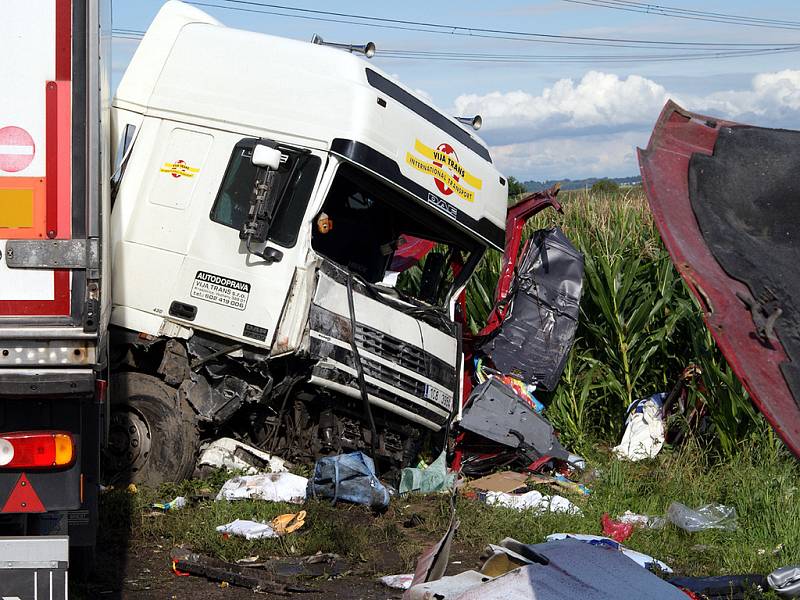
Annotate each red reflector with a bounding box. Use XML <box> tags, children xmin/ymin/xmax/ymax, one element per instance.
<box><xmin>1</xmin><ymin>473</ymin><xmax>45</xmax><ymax>513</ymax></box>
<box><xmin>0</xmin><ymin>431</ymin><xmax>75</xmax><ymax>469</ymax></box>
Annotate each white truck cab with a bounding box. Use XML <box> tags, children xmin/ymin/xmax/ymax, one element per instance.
<box><xmin>107</xmin><ymin>1</ymin><xmax>509</xmax><ymax>480</ymax></box>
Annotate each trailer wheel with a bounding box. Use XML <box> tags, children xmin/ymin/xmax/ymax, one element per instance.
<box><xmin>105</xmin><ymin>372</ymin><xmax>199</xmax><ymax>486</ymax></box>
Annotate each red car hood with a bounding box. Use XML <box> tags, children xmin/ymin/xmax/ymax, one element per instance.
<box><xmin>638</xmin><ymin>101</ymin><xmax>800</xmax><ymax>457</ymax></box>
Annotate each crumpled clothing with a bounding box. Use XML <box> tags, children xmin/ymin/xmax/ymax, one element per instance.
<box><xmin>215</xmin><ymin>472</ymin><xmax>308</xmax><ymax>503</ymax></box>
<box><xmin>613</xmin><ymin>393</ymin><xmax>667</xmax><ymax>461</ymax></box>
<box><xmin>485</xmin><ymin>489</ymin><xmax>582</xmax><ymax>515</ymax></box>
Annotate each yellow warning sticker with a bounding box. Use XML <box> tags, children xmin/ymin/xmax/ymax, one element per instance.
<box><xmin>405</xmin><ymin>140</ymin><xmax>482</xmax><ymax>202</ymax></box>
<box><xmin>0</xmin><ymin>189</ymin><xmax>34</xmax><ymax>228</ymax></box>
<box><xmin>160</xmin><ymin>160</ymin><xmax>200</xmax><ymax>178</ymax></box>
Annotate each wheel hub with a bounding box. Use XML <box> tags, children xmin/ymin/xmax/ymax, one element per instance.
<box><xmin>107</xmin><ymin>408</ymin><xmax>152</xmax><ymax>474</ymax></box>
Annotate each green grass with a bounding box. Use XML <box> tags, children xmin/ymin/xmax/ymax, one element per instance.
<box><xmin>100</xmin><ymin>435</ymin><xmax>800</xmax><ymax>584</ymax></box>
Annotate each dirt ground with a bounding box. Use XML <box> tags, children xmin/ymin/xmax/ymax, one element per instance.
<box><xmin>75</xmin><ymin>539</ymin><xmax>410</xmax><ymax>599</ymax></box>
<box><xmin>72</xmin><ymin>495</ymin><xmax>474</xmax><ymax>599</ymax></box>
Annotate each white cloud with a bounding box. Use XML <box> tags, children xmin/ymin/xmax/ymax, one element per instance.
<box><xmin>455</xmin><ymin>71</ymin><xmax>670</xmax><ymax>145</ymax></box>
<box><xmin>455</xmin><ymin>69</ymin><xmax>800</xmax><ymax>179</ymax></box>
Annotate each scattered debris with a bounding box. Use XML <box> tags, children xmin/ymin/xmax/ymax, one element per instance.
<box><xmin>545</xmin><ymin>533</ymin><xmax>672</xmax><ymax>572</ymax></box>
<box><xmin>380</xmin><ymin>573</ymin><xmax>414</xmax><ymax>590</ymax></box>
<box><xmin>613</xmin><ymin>393</ymin><xmax>667</xmax><ymax>461</ymax></box>
<box><xmin>485</xmin><ymin>489</ymin><xmax>582</xmax><ymax>515</ymax></box>
<box><xmin>469</xmin><ymin>471</ymin><xmax>528</xmax><ymax>494</ymax></box>
<box><xmin>602</xmin><ymin>513</ymin><xmax>634</xmax><ymax>542</ymax></box>
<box><xmin>531</xmin><ymin>473</ymin><xmax>591</xmax><ymax>496</ymax></box>
<box><xmin>216</xmin><ymin>519</ymin><xmax>280</xmax><ymax>540</ymax></box>
<box><xmin>216</xmin><ymin>472</ymin><xmax>308</xmax><ymax>503</ymax></box>
<box><xmin>668</xmin><ymin>574</ymin><xmax>769</xmax><ymax>599</ymax></box>
<box><xmin>666</xmin><ymin>502</ymin><xmax>738</xmax><ymax>532</ymax></box>
<box><xmin>459</xmin><ymin>378</ymin><xmax>574</xmax><ymax>462</ymax></box>
<box><xmin>399</xmin><ymin>450</ymin><xmax>456</xmax><ymax>494</ymax></box>
<box><xmin>216</xmin><ymin>511</ymin><xmax>306</xmax><ymax>540</ymax></box>
<box><xmin>197</xmin><ymin>437</ymin><xmax>289</xmax><ymax>475</ymax></box>
<box><xmin>307</xmin><ymin>451</ymin><xmax>390</xmax><ymax>510</ymax></box>
<box><xmin>405</xmin><ymin>537</ymin><xmax>684</xmax><ymax>600</ymax></box>
<box><xmin>477</xmin><ymin>226</ymin><xmax>584</xmax><ymax>392</ymax></box>
<box><xmin>169</xmin><ymin>547</ymin><xmax>315</xmax><ymax>594</ymax></box>
<box><xmin>768</xmin><ymin>565</ymin><xmax>800</xmax><ymax>598</ymax></box>
<box><xmin>271</xmin><ymin>510</ymin><xmax>307</xmax><ymax>535</ymax></box>
<box><xmin>152</xmin><ymin>496</ymin><xmax>187</xmax><ymax>511</ymax></box>
<box><xmin>617</xmin><ymin>510</ymin><xmax>665</xmax><ymax>529</ymax></box>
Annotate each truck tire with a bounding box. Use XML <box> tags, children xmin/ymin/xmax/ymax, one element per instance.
<box><xmin>106</xmin><ymin>372</ymin><xmax>199</xmax><ymax>486</ymax></box>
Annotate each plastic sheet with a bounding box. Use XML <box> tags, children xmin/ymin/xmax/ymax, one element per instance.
<box><xmin>215</xmin><ymin>472</ymin><xmax>308</xmax><ymax>503</ymax></box>
<box><xmin>546</xmin><ymin>533</ymin><xmax>673</xmax><ymax>572</ymax></box>
<box><xmin>399</xmin><ymin>451</ymin><xmax>455</xmax><ymax>494</ymax></box>
<box><xmin>666</xmin><ymin>502</ymin><xmax>738</xmax><ymax>532</ymax></box>
<box><xmin>485</xmin><ymin>489</ymin><xmax>582</xmax><ymax>515</ymax></box>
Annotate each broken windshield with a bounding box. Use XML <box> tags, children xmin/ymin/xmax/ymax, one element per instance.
<box><xmin>311</xmin><ymin>163</ymin><xmax>483</xmax><ymax>307</ymax></box>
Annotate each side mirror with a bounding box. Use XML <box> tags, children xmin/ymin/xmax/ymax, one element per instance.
<box><xmin>252</xmin><ymin>144</ymin><xmax>282</xmax><ymax>170</ymax></box>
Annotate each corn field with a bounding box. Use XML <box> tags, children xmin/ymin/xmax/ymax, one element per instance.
<box><xmin>465</xmin><ymin>187</ymin><xmax>769</xmax><ymax>456</ymax></box>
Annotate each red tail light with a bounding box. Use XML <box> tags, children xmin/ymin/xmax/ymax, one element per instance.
<box><xmin>0</xmin><ymin>432</ymin><xmax>75</xmax><ymax>469</ymax></box>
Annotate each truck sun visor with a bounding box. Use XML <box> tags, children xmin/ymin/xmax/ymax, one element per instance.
<box><xmin>479</xmin><ymin>227</ymin><xmax>584</xmax><ymax>391</ymax></box>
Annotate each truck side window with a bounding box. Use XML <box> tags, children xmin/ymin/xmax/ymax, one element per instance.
<box><xmin>210</xmin><ymin>140</ymin><xmax>321</xmax><ymax>248</ymax></box>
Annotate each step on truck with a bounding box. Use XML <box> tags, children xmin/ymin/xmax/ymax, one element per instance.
<box><xmin>105</xmin><ymin>1</ymin><xmax>515</xmax><ymax>483</ymax></box>
<box><xmin>0</xmin><ymin>0</ymin><xmax>110</xmax><ymax>595</ymax></box>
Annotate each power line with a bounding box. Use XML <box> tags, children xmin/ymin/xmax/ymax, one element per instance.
<box><xmin>379</xmin><ymin>46</ymin><xmax>800</xmax><ymax>63</ymax></box>
<box><xmin>184</xmin><ymin>0</ymin><xmax>800</xmax><ymax>48</ymax></box>
<box><xmin>111</xmin><ymin>27</ymin><xmax>800</xmax><ymax>64</ymax></box>
<box><xmin>561</xmin><ymin>0</ymin><xmax>800</xmax><ymax>31</ymax></box>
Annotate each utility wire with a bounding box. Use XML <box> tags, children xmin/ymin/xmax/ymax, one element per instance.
<box><xmin>183</xmin><ymin>0</ymin><xmax>799</xmax><ymax>49</ymax></box>
<box><xmin>589</xmin><ymin>0</ymin><xmax>800</xmax><ymax>26</ymax></box>
<box><xmin>562</xmin><ymin>0</ymin><xmax>800</xmax><ymax>31</ymax></box>
<box><xmin>111</xmin><ymin>27</ymin><xmax>800</xmax><ymax>64</ymax></box>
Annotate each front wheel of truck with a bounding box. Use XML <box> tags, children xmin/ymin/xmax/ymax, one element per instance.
<box><xmin>105</xmin><ymin>372</ymin><xmax>199</xmax><ymax>486</ymax></box>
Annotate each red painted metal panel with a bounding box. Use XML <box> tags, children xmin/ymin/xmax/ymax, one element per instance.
<box><xmin>45</xmin><ymin>81</ymin><xmax>59</xmax><ymax>239</ymax></box>
<box><xmin>55</xmin><ymin>0</ymin><xmax>72</xmax><ymax>81</ymax></box>
<box><xmin>638</xmin><ymin>100</ymin><xmax>800</xmax><ymax>457</ymax></box>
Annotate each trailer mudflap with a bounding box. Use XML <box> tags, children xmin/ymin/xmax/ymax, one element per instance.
<box><xmin>0</xmin><ymin>535</ymin><xmax>68</xmax><ymax>600</ymax></box>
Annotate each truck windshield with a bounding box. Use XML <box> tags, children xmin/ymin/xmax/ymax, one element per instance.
<box><xmin>210</xmin><ymin>139</ymin><xmax>321</xmax><ymax>248</ymax></box>
<box><xmin>311</xmin><ymin>163</ymin><xmax>482</xmax><ymax>306</ymax></box>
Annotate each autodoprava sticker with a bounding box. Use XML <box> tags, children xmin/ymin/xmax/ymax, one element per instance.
<box><xmin>190</xmin><ymin>271</ymin><xmax>250</xmax><ymax>311</ymax></box>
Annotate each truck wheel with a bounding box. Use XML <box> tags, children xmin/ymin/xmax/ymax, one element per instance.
<box><xmin>105</xmin><ymin>372</ymin><xmax>199</xmax><ymax>486</ymax></box>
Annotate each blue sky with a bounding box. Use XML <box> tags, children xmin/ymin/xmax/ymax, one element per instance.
<box><xmin>111</xmin><ymin>1</ymin><xmax>800</xmax><ymax>180</ymax></box>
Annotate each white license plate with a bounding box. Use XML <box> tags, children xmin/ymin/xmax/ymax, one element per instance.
<box><xmin>424</xmin><ymin>384</ymin><xmax>453</xmax><ymax>409</ymax></box>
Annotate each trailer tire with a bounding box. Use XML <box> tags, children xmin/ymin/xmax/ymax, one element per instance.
<box><xmin>106</xmin><ymin>372</ymin><xmax>199</xmax><ymax>486</ymax></box>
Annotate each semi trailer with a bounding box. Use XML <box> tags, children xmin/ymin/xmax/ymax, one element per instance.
<box><xmin>0</xmin><ymin>0</ymin><xmax>110</xmax><ymax>593</ymax></box>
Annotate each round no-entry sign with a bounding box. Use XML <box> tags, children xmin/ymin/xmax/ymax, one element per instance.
<box><xmin>0</xmin><ymin>126</ymin><xmax>36</xmax><ymax>173</ymax></box>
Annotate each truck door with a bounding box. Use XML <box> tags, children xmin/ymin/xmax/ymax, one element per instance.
<box><xmin>123</xmin><ymin>129</ymin><xmax>324</xmax><ymax>347</ymax></box>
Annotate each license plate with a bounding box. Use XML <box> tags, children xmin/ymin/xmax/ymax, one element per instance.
<box><xmin>424</xmin><ymin>385</ymin><xmax>453</xmax><ymax>410</ymax></box>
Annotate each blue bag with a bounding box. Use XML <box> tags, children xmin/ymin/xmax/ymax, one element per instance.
<box><xmin>307</xmin><ymin>452</ymin><xmax>390</xmax><ymax>510</ymax></box>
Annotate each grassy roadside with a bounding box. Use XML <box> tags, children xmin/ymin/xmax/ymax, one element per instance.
<box><xmin>98</xmin><ymin>435</ymin><xmax>800</xmax><ymax>584</ymax></box>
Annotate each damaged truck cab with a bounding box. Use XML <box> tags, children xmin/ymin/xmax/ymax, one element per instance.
<box><xmin>107</xmin><ymin>2</ymin><xmax>509</xmax><ymax>481</ymax></box>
